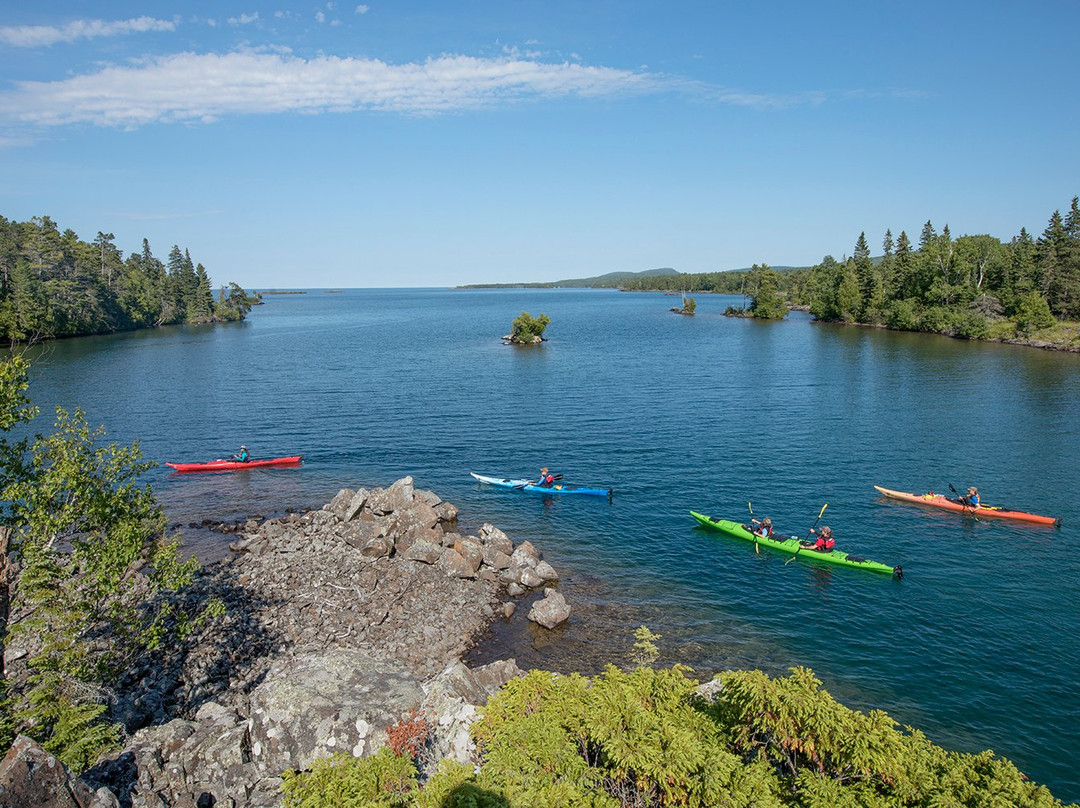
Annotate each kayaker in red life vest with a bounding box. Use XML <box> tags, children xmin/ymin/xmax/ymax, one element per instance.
<box><xmin>750</xmin><ymin>517</ymin><xmax>773</xmax><ymax>538</ymax></box>
<box><xmin>801</xmin><ymin>525</ymin><xmax>835</xmax><ymax>552</ymax></box>
<box><xmin>536</xmin><ymin>467</ymin><xmax>555</xmax><ymax>488</ymax></box>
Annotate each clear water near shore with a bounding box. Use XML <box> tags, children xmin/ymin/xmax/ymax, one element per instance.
<box><xmin>15</xmin><ymin>288</ymin><xmax>1080</xmax><ymax>802</ymax></box>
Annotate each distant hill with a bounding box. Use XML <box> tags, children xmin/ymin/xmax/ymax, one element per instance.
<box><xmin>550</xmin><ymin>267</ymin><xmax>681</xmax><ymax>287</ymax></box>
<box><xmin>458</xmin><ymin>265</ymin><xmax>807</xmax><ymax>290</ymax></box>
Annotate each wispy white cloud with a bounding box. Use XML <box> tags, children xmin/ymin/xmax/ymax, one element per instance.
<box><xmin>227</xmin><ymin>13</ymin><xmax>260</xmax><ymax>26</ymax></box>
<box><xmin>355</xmin><ymin>5</ymin><xmax>370</xmax><ymax>14</ymax></box>
<box><xmin>0</xmin><ymin>50</ymin><xmax>674</xmax><ymax>127</ymax></box>
<box><xmin>0</xmin><ymin>16</ymin><xmax>175</xmax><ymax>48</ymax></box>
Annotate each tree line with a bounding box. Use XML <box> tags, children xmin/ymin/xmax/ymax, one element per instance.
<box><xmin>0</xmin><ymin>214</ymin><xmax>259</xmax><ymax>345</ymax></box>
<box><xmin>602</xmin><ymin>196</ymin><xmax>1080</xmax><ymax>339</ymax></box>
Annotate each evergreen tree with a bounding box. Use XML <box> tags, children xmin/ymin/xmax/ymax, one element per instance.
<box><xmin>1037</xmin><ymin>210</ymin><xmax>1072</xmax><ymax>317</ymax></box>
<box><xmin>747</xmin><ymin>263</ymin><xmax>787</xmax><ymax>319</ymax></box>
<box><xmin>891</xmin><ymin>230</ymin><xmax>914</xmax><ymax>300</ymax></box>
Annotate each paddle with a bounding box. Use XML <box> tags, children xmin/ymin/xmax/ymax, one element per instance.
<box><xmin>514</xmin><ymin>474</ymin><xmax>563</xmax><ymax>490</ymax></box>
<box><xmin>748</xmin><ymin>502</ymin><xmax>759</xmax><ymax>553</ymax></box>
<box><xmin>949</xmin><ymin>483</ymin><xmax>979</xmax><ymax>522</ymax></box>
<box><xmin>788</xmin><ymin>503</ymin><xmax>828</xmax><ymax>564</ymax></box>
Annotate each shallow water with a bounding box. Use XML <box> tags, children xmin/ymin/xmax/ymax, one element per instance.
<box><xmin>16</xmin><ymin>288</ymin><xmax>1080</xmax><ymax>801</ymax></box>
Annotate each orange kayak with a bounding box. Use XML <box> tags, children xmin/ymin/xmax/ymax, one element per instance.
<box><xmin>873</xmin><ymin>486</ymin><xmax>1060</xmax><ymax>526</ymax></box>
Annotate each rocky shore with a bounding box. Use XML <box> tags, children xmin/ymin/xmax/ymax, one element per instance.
<box><xmin>1</xmin><ymin>477</ymin><xmax>569</xmax><ymax>808</ymax></box>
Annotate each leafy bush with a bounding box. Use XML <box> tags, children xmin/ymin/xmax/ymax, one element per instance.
<box><xmin>954</xmin><ymin>311</ymin><xmax>990</xmax><ymax>340</ymax></box>
<box><xmin>884</xmin><ymin>299</ymin><xmax>919</xmax><ymax>331</ymax></box>
<box><xmin>1013</xmin><ymin>291</ymin><xmax>1056</xmax><ymax>336</ymax></box>
<box><xmin>0</xmin><ymin>356</ymin><xmax>210</xmax><ymax>771</ymax></box>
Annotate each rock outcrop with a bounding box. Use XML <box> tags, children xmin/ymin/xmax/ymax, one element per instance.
<box><xmin>67</xmin><ymin>477</ymin><xmax>561</xmax><ymax>807</ymax></box>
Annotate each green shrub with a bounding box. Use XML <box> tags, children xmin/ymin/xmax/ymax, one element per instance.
<box><xmin>1013</xmin><ymin>291</ymin><xmax>1056</xmax><ymax>336</ymax></box>
<box><xmin>884</xmin><ymin>299</ymin><xmax>918</xmax><ymax>331</ymax></box>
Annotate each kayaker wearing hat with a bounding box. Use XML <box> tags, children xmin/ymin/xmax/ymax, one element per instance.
<box><xmin>801</xmin><ymin>525</ymin><xmax>835</xmax><ymax>552</ymax></box>
<box><xmin>234</xmin><ymin>445</ymin><xmax>250</xmax><ymax>463</ymax></box>
<box><xmin>963</xmin><ymin>486</ymin><xmax>980</xmax><ymax>507</ymax></box>
<box><xmin>537</xmin><ymin>467</ymin><xmax>555</xmax><ymax>488</ymax></box>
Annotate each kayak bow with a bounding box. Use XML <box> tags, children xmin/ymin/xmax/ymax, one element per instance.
<box><xmin>690</xmin><ymin>511</ymin><xmax>902</xmax><ymax>577</ymax></box>
<box><xmin>470</xmin><ymin>472</ymin><xmax>613</xmax><ymax>498</ymax></box>
<box><xmin>166</xmin><ymin>455</ymin><xmax>304</xmax><ymax>473</ymax></box>
<box><xmin>874</xmin><ymin>486</ymin><xmax>1060</xmax><ymax>526</ymax></box>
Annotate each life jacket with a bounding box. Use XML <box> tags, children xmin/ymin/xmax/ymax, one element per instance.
<box><xmin>821</xmin><ymin>537</ymin><xmax>835</xmax><ymax>551</ymax></box>
<box><xmin>541</xmin><ymin>474</ymin><xmax>553</xmax><ymax>486</ymax></box>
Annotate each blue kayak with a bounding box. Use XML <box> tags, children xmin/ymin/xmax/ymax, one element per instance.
<box><xmin>470</xmin><ymin>472</ymin><xmax>613</xmax><ymax>498</ymax></box>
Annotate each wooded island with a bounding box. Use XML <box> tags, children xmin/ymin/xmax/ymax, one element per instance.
<box><xmin>0</xmin><ymin>214</ymin><xmax>258</xmax><ymax>345</ymax></box>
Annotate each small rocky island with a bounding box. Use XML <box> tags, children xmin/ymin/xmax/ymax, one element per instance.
<box><xmin>502</xmin><ymin>310</ymin><xmax>550</xmax><ymax>345</ymax></box>
<box><xmin>1</xmin><ymin>477</ymin><xmax>569</xmax><ymax>807</ymax></box>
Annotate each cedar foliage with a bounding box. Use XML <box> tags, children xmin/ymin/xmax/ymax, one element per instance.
<box><xmin>281</xmin><ymin>662</ymin><xmax>1064</xmax><ymax>807</ymax></box>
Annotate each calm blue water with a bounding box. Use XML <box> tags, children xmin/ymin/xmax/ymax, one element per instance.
<box><xmin>14</xmin><ymin>289</ymin><xmax>1080</xmax><ymax>802</ymax></box>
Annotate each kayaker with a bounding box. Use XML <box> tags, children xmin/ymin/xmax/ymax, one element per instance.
<box><xmin>536</xmin><ymin>467</ymin><xmax>555</xmax><ymax>488</ymax></box>
<box><xmin>750</xmin><ymin>517</ymin><xmax>773</xmax><ymax>538</ymax></box>
<box><xmin>963</xmin><ymin>486</ymin><xmax>980</xmax><ymax>507</ymax></box>
<box><xmin>234</xmin><ymin>445</ymin><xmax>250</xmax><ymax>463</ymax></box>
<box><xmin>801</xmin><ymin>525</ymin><xmax>835</xmax><ymax>552</ymax></box>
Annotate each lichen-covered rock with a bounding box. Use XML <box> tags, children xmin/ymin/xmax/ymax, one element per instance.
<box><xmin>247</xmin><ymin>650</ymin><xmax>424</xmax><ymax>776</ymax></box>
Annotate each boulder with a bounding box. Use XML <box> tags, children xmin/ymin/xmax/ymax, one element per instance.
<box><xmin>534</xmin><ymin>560</ymin><xmax>559</xmax><ymax>582</ymax></box>
<box><xmin>518</xmin><ymin>566</ymin><xmax>543</xmax><ymax>588</ymax></box>
<box><xmin>246</xmin><ymin>650</ymin><xmax>425</xmax><ymax>776</ymax></box>
<box><xmin>478</xmin><ymin>523</ymin><xmax>513</xmax><ymax>555</ymax></box>
<box><xmin>438</xmin><ymin>548</ymin><xmax>477</xmax><ymax>579</ymax></box>
<box><xmin>510</xmin><ymin>540</ymin><xmax>541</xmax><ymax>569</ymax></box>
<box><xmin>343</xmin><ymin>488</ymin><xmax>369</xmax><ymax>522</ymax></box>
<box><xmin>420</xmin><ymin>660</ymin><xmax>524</xmax><ymax>767</ymax></box>
<box><xmin>0</xmin><ymin>735</ymin><xmax>116</xmax><ymax>808</ymax></box>
<box><xmin>404</xmin><ymin>539</ymin><xmax>444</xmax><ymax>565</ymax></box>
<box><xmin>528</xmin><ymin>588</ymin><xmax>571</xmax><ymax>629</ymax></box>
<box><xmin>327</xmin><ymin>488</ymin><xmax>355</xmax><ymax>520</ymax></box>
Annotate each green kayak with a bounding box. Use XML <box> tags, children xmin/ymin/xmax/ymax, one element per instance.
<box><xmin>690</xmin><ymin>511</ymin><xmax>902</xmax><ymax>578</ymax></box>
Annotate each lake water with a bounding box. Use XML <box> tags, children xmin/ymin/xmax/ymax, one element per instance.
<box><xmin>14</xmin><ymin>288</ymin><xmax>1080</xmax><ymax>802</ymax></box>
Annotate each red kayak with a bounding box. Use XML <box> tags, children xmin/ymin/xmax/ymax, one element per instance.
<box><xmin>166</xmin><ymin>455</ymin><xmax>304</xmax><ymax>473</ymax></box>
<box><xmin>874</xmin><ymin>485</ymin><xmax>1060</xmax><ymax>526</ymax></box>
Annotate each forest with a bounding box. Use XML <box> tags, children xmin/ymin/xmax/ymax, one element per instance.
<box><xmin>0</xmin><ymin>214</ymin><xmax>258</xmax><ymax>345</ymax></box>
<box><xmin>611</xmin><ymin>196</ymin><xmax>1080</xmax><ymax>344</ymax></box>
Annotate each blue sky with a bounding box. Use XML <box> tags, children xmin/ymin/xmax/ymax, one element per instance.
<box><xmin>1</xmin><ymin>2</ymin><xmax>1078</xmax><ymax>289</ymax></box>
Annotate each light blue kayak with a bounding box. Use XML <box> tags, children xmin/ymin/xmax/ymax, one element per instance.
<box><xmin>470</xmin><ymin>472</ymin><xmax>613</xmax><ymax>498</ymax></box>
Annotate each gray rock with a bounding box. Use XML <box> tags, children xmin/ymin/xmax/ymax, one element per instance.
<box><xmin>534</xmin><ymin>560</ymin><xmax>559</xmax><ymax>582</ymax></box>
<box><xmin>343</xmin><ymin>488</ymin><xmax>369</xmax><ymax>521</ymax></box>
<box><xmin>453</xmin><ymin>538</ymin><xmax>484</xmax><ymax>574</ymax></box>
<box><xmin>438</xmin><ymin>548</ymin><xmax>477</xmax><ymax>579</ymax></box>
<box><xmin>404</xmin><ymin>539</ymin><xmax>444</xmax><ymax>564</ymax></box>
<box><xmin>327</xmin><ymin>488</ymin><xmax>356</xmax><ymax>519</ymax></box>
<box><xmin>0</xmin><ymin>735</ymin><xmax>107</xmax><ymax>808</ymax></box>
<box><xmin>527</xmin><ymin>588</ymin><xmax>571</xmax><ymax>629</ymax></box>
<box><xmin>478</xmin><ymin>523</ymin><xmax>513</xmax><ymax>555</ymax></box>
<box><xmin>247</xmin><ymin>650</ymin><xmax>424</xmax><ymax>776</ymax></box>
<box><xmin>510</xmin><ymin>540</ymin><xmax>540</xmax><ymax>569</ymax></box>
<box><xmin>518</xmin><ymin>566</ymin><xmax>543</xmax><ymax>588</ymax></box>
